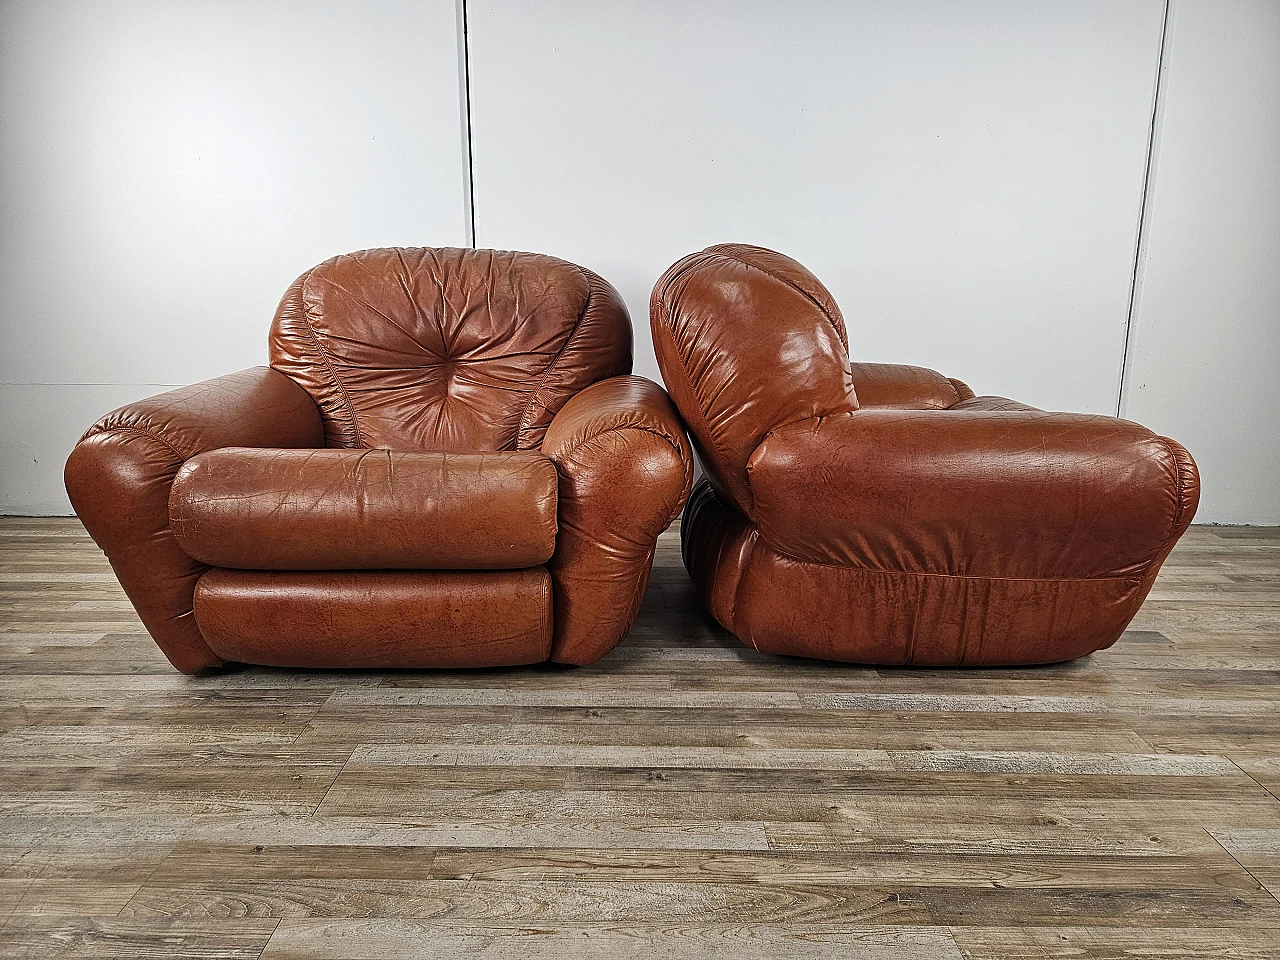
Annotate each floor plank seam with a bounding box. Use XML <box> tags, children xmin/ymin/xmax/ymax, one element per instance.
<box><xmin>1204</xmin><ymin>827</ymin><xmax>1280</xmax><ymax>909</ymax></box>
<box><xmin>1230</xmin><ymin>758</ymin><xmax>1280</xmax><ymax>806</ymax></box>
<box><xmin>253</xmin><ymin>918</ymin><xmax>283</xmax><ymax>960</ymax></box>
<box><xmin>111</xmin><ymin>842</ymin><xmax>180</xmax><ymax>921</ymax></box>
<box><xmin>308</xmin><ymin>743</ymin><xmax>358</xmax><ymax>818</ymax></box>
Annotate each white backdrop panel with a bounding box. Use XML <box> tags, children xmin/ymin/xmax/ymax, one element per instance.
<box><xmin>0</xmin><ymin>0</ymin><xmax>467</xmax><ymax>386</ymax></box>
<box><xmin>0</xmin><ymin>0</ymin><xmax>468</xmax><ymax>513</ymax></box>
<box><xmin>467</xmin><ymin>0</ymin><xmax>1165</xmax><ymax>412</ymax></box>
<box><xmin>1124</xmin><ymin>0</ymin><xmax>1280</xmax><ymax>524</ymax></box>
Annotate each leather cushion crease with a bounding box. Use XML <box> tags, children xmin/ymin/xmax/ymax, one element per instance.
<box><xmin>654</xmin><ymin>243</ymin><xmax>1200</xmax><ymax>667</ymax></box>
<box><xmin>65</xmin><ymin>247</ymin><xmax>693</xmax><ymax>673</ymax></box>
<box><xmin>269</xmin><ymin>247</ymin><xmax>632</xmax><ymax>451</ymax></box>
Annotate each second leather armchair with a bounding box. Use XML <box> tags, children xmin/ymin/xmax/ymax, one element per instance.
<box><xmin>652</xmin><ymin>243</ymin><xmax>1198</xmax><ymax>667</ymax></box>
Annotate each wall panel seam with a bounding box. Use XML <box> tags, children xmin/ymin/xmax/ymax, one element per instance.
<box><xmin>1117</xmin><ymin>0</ymin><xmax>1174</xmax><ymax>418</ymax></box>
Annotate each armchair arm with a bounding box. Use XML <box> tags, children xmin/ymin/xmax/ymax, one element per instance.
<box><xmin>849</xmin><ymin>362</ymin><xmax>974</xmax><ymax>409</ymax></box>
<box><xmin>542</xmin><ymin>375</ymin><xmax>693</xmax><ymax>664</ymax></box>
<box><xmin>64</xmin><ymin>367</ymin><xmax>324</xmax><ymax>673</ymax></box>
<box><xmin>747</xmin><ymin>409</ymin><xmax>1198</xmax><ymax>581</ymax></box>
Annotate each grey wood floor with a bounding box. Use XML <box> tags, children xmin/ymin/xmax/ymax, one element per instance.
<box><xmin>0</xmin><ymin>517</ymin><xmax>1278</xmax><ymax>959</ymax></box>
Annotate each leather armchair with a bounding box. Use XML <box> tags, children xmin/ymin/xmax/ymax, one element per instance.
<box><xmin>651</xmin><ymin>243</ymin><xmax>1198</xmax><ymax>666</ymax></box>
<box><xmin>66</xmin><ymin>247</ymin><xmax>692</xmax><ymax>673</ymax></box>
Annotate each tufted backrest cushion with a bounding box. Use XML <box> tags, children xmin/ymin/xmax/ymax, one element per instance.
<box><xmin>650</xmin><ymin>243</ymin><xmax>857</xmax><ymax>517</ymax></box>
<box><xmin>269</xmin><ymin>247</ymin><xmax>632</xmax><ymax>451</ymax></box>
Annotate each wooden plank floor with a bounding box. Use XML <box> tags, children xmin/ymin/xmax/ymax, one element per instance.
<box><xmin>0</xmin><ymin>517</ymin><xmax>1278</xmax><ymax>959</ymax></box>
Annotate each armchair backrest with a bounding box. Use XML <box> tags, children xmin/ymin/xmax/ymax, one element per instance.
<box><xmin>650</xmin><ymin>243</ymin><xmax>857</xmax><ymax>515</ymax></box>
<box><xmin>270</xmin><ymin>247</ymin><xmax>631</xmax><ymax>451</ymax></box>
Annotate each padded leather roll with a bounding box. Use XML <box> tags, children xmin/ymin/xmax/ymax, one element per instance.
<box><xmin>734</xmin><ymin>538</ymin><xmax>1148</xmax><ymax>667</ymax></box>
<box><xmin>540</xmin><ymin>376</ymin><xmax>693</xmax><ymax>665</ymax></box>
<box><xmin>194</xmin><ymin>568</ymin><xmax>552</xmax><ymax>668</ymax></box>
<box><xmin>171</xmin><ymin>448</ymin><xmax>557</xmax><ymax>570</ymax></box>
<box><xmin>848</xmin><ymin>362</ymin><xmax>970</xmax><ymax>410</ymax></box>
<box><xmin>747</xmin><ymin>409</ymin><xmax>1188</xmax><ymax>579</ymax></box>
<box><xmin>681</xmin><ymin>478</ymin><xmax>1175</xmax><ymax>667</ymax></box>
<box><xmin>64</xmin><ymin>367</ymin><xmax>325</xmax><ymax>674</ymax></box>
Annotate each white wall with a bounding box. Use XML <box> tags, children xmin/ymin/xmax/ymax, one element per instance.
<box><xmin>2</xmin><ymin>1</ymin><xmax>1277</xmax><ymax>522</ymax></box>
<box><xmin>0</xmin><ymin>0</ymin><xmax>468</xmax><ymax>514</ymax></box>
<box><xmin>1122</xmin><ymin>0</ymin><xmax>1280</xmax><ymax>525</ymax></box>
<box><xmin>466</xmin><ymin>0</ymin><xmax>1165</xmax><ymax>415</ymax></box>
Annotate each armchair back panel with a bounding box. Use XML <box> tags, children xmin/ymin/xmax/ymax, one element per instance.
<box><xmin>650</xmin><ymin>243</ymin><xmax>857</xmax><ymax>515</ymax></box>
<box><xmin>270</xmin><ymin>247</ymin><xmax>631</xmax><ymax>452</ymax></box>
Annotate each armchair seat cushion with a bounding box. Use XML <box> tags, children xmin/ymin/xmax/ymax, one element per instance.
<box><xmin>170</xmin><ymin>447</ymin><xmax>557</xmax><ymax>570</ymax></box>
<box><xmin>194</xmin><ymin>568</ymin><xmax>552</xmax><ymax>669</ymax></box>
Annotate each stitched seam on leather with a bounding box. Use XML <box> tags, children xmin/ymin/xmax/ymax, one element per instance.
<box><xmin>756</xmin><ymin>539</ymin><xmax>1146</xmax><ymax>584</ymax></box>
<box><xmin>540</xmin><ymin>571</ymin><xmax>552</xmax><ymax>655</ymax></box>
<box><xmin>945</xmin><ymin>378</ymin><xmax>971</xmax><ymax>407</ymax></box>
<box><xmin>553</xmin><ymin>412</ymin><xmax>688</xmax><ymax>467</ymax></box>
<box><xmin>1157</xmin><ymin>435</ymin><xmax>1187</xmax><ymax>538</ymax></box>
<box><xmin>703</xmin><ymin>249</ymin><xmax>848</xmax><ymax>351</ymax></box>
<box><xmin>296</xmin><ymin>267</ymin><xmax>364</xmax><ymax>447</ymax></box>
<box><xmin>516</xmin><ymin>265</ymin><xmax>594</xmax><ymax>448</ymax></box>
<box><xmin>83</xmin><ymin>424</ymin><xmax>186</xmax><ymax>463</ymax></box>
<box><xmin>731</xmin><ymin>527</ymin><xmax>760</xmax><ymax>649</ymax></box>
<box><xmin>654</xmin><ymin>279</ymin><xmax>746</xmax><ymax>510</ymax></box>
<box><xmin>752</xmin><ymin>413</ymin><xmax>837</xmax><ymax>453</ymax></box>
<box><xmin>1129</xmin><ymin>435</ymin><xmax>1192</xmax><ymax>588</ymax></box>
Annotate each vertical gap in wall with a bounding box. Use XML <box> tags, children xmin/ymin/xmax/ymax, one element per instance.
<box><xmin>1117</xmin><ymin>0</ymin><xmax>1172</xmax><ymax>418</ymax></box>
<box><xmin>456</xmin><ymin>0</ymin><xmax>477</xmax><ymax>247</ymax></box>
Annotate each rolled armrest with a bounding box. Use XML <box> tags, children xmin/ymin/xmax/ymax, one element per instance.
<box><xmin>747</xmin><ymin>409</ymin><xmax>1198</xmax><ymax>580</ymax></box>
<box><xmin>850</xmin><ymin>362</ymin><xmax>973</xmax><ymax>409</ymax></box>
<box><xmin>542</xmin><ymin>375</ymin><xmax>693</xmax><ymax>664</ymax></box>
<box><xmin>64</xmin><ymin>368</ymin><xmax>324</xmax><ymax>673</ymax></box>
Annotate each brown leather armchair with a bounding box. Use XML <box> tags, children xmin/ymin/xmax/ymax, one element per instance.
<box><xmin>651</xmin><ymin>244</ymin><xmax>1198</xmax><ymax>666</ymax></box>
<box><xmin>66</xmin><ymin>247</ymin><xmax>692</xmax><ymax>673</ymax></box>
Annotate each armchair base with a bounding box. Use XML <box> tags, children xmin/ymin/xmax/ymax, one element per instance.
<box><xmin>682</xmin><ymin>479</ymin><xmax>1176</xmax><ymax>667</ymax></box>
